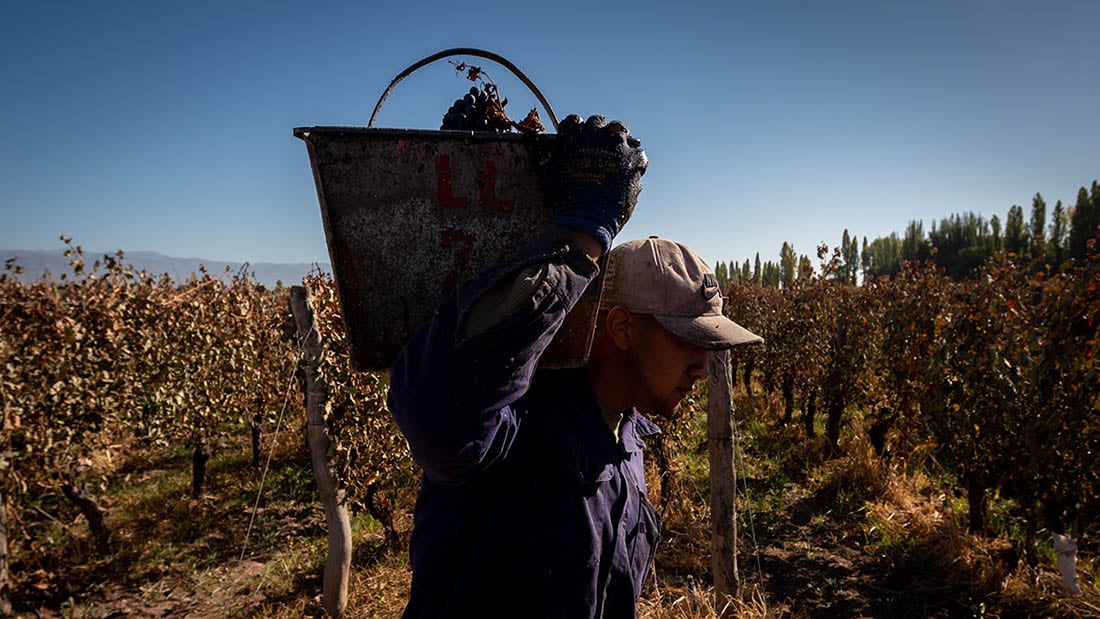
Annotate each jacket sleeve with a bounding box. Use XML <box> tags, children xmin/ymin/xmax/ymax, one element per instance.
<box><xmin>387</xmin><ymin>225</ymin><xmax>600</xmax><ymax>485</ymax></box>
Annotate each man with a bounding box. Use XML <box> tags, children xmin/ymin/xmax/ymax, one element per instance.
<box><xmin>388</xmin><ymin>115</ymin><xmax>761</xmax><ymax>618</ymax></box>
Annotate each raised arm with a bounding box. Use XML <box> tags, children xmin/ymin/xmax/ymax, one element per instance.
<box><xmin>388</xmin><ymin>115</ymin><xmax>647</xmax><ymax>484</ymax></box>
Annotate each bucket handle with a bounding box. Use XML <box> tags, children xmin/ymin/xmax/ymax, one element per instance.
<box><xmin>368</xmin><ymin>47</ymin><xmax>560</xmax><ymax>131</ymax></box>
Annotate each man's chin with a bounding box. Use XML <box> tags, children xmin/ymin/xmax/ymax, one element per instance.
<box><xmin>640</xmin><ymin>400</ymin><xmax>683</xmax><ymax>420</ymax></box>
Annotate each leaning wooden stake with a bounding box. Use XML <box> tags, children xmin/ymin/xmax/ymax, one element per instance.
<box><xmin>290</xmin><ymin>286</ymin><xmax>352</xmax><ymax>618</ymax></box>
<box><xmin>707</xmin><ymin>349</ymin><xmax>739</xmax><ymax>610</ymax></box>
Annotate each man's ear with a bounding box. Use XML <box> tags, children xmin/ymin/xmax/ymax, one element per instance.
<box><xmin>605</xmin><ymin>306</ymin><xmax>633</xmax><ymax>351</ymax></box>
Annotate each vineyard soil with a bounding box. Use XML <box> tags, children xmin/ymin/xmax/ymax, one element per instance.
<box><xmin>9</xmin><ymin>390</ymin><xmax>1098</xmax><ymax>618</ymax></box>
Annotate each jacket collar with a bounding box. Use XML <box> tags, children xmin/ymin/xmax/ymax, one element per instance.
<box><xmin>620</xmin><ymin>409</ymin><xmax>661</xmax><ymax>453</ymax></box>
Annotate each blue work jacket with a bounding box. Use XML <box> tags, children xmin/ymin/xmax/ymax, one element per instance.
<box><xmin>389</xmin><ymin>227</ymin><xmax>662</xmax><ymax>618</ymax></box>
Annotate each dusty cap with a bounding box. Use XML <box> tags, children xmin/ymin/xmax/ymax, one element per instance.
<box><xmin>599</xmin><ymin>237</ymin><xmax>763</xmax><ymax>349</ymax></box>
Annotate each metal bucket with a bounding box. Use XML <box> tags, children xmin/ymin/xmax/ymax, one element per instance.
<box><xmin>294</xmin><ymin>49</ymin><xmax>602</xmax><ymax>371</ymax></box>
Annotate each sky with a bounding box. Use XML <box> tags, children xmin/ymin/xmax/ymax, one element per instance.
<box><xmin>2</xmin><ymin>0</ymin><xmax>1098</xmax><ymax>273</ymax></box>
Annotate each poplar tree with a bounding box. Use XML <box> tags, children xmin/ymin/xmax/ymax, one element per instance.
<box><xmin>838</xmin><ymin>229</ymin><xmax>859</xmax><ymax>285</ymax></box>
<box><xmin>839</xmin><ymin>230</ymin><xmax>851</xmax><ymax>284</ymax></box>
<box><xmin>779</xmin><ymin>242</ymin><xmax>797</xmax><ymax>289</ymax></box>
<box><xmin>1048</xmin><ymin>200</ymin><xmax>1066</xmax><ymax>265</ymax></box>
<box><xmin>861</xmin><ymin>237</ymin><xmax>872</xmax><ymax>282</ymax></box>
<box><xmin>714</xmin><ymin>261</ymin><xmax>729</xmax><ymax>289</ymax></box>
<box><xmin>929</xmin><ymin>212</ymin><xmax>990</xmax><ymax>278</ymax></box>
<box><xmin>902</xmin><ymin>221</ymin><xmax>929</xmax><ymax>263</ymax></box>
<box><xmin>1069</xmin><ymin>183</ymin><xmax>1099</xmax><ymax>261</ymax></box>
<box><xmin>846</xmin><ymin>230</ymin><xmax>860</xmax><ymax>285</ymax></box>
<box><xmin>1092</xmin><ymin>180</ymin><xmax>1100</xmax><ymax>246</ymax></box>
<box><xmin>1030</xmin><ymin>193</ymin><xmax>1047</xmax><ymax>257</ymax></box>
<box><xmin>762</xmin><ymin>261</ymin><xmax>780</xmax><ymax>287</ymax></box>
<box><xmin>798</xmin><ymin>255</ymin><xmax>813</xmax><ymax>280</ymax></box>
<box><xmin>1005</xmin><ymin>205</ymin><xmax>1028</xmax><ymax>257</ymax></box>
<box><xmin>865</xmin><ymin>234</ymin><xmax>902</xmax><ymax>279</ymax></box>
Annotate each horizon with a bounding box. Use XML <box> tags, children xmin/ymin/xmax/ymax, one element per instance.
<box><xmin>7</xmin><ymin>176</ymin><xmax>1095</xmax><ymax>276</ymax></box>
<box><xmin>2</xmin><ymin>245</ymin><xmax>330</xmax><ymax>266</ymax></box>
<box><xmin>3</xmin><ymin>1</ymin><xmax>1099</xmax><ymax>271</ymax></box>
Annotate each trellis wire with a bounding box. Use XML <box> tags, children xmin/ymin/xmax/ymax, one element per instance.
<box><xmin>731</xmin><ymin>404</ymin><xmax>767</xmax><ymax>594</ymax></box>
<box><xmin>238</xmin><ymin>322</ymin><xmax>312</xmax><ymax>563</ymax></box>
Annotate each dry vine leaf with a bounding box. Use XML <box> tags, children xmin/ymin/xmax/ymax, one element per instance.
<box><xmin>514</xmin><ymin>108</ymin><xmax>544</xmax><ymax>134</ymax></box>
<box><xmin>482</xmin><ymin>82</ymin><xmax>512</xmax><ymax>131</ymax></box>
<box><xmin>453</xmin><ymin>61</ymin><xmax>483</xmax><ymax>82</ymax></box>
<box><xmin>486</xmin><ymin>99</ymin><xmax>511</xmax><ymax>131</ymax></box>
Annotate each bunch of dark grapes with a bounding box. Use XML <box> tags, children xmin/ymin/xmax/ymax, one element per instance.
<box><xmin>441</xmin><ymin>86</ymin><xmax>508</xmax><ymax>132</ymax></box>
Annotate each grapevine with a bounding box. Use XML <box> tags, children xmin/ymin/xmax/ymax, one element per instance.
<box><xmin>440</xmin><ymin>61</ymin><xmax>544</xmax><ymax>134</ymax></box>
<box><xmin>2</xmin><ymin>224</ymin><xmax>1098</xmax><ymax>609</ymax></box>
<box><xmin>726</xmin><ymin>245</ymin><xmax>1100</xmax><ymax>537</ymax></box>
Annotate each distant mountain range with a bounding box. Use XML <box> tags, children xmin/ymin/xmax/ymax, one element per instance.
<box><xmin>1</xmin><ymin>248</ymin><xmax>331</xmax><ymax>289</ymax></box>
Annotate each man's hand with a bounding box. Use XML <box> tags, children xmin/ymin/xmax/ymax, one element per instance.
<box><xmin>553</xmin><ymin>115</ymin><xmax>648</xmax><ymax>254</ymax></box>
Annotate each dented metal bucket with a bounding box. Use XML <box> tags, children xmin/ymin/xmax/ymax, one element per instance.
<box><xmin>294</xmin><ymin>49</ymin><xmax>611</xmax><ymax>369</ymax></box>
<box><xmin>294</xmin><ymin>49</ymin><xmax>603</xmax><ymax>371</ymax></box>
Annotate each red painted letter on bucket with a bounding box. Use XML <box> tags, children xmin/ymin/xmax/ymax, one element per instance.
<box><xmin>436</xmin><ymin>155</ymin><xmax>470</xmax><ymax>209</ymax></box>
<box><xmin>478</xmin><ymin>160</ymin><xmax>514</xmax><ymax>213</ymax></box>
<box><xmin>440</xmin><ymin>228</ymin><xmax>476</xmax><ymax>292</ymax></box>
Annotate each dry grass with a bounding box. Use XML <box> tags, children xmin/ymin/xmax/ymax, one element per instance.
<box><xmin>640</xmin><ymin>581</ymin><xmax>779</xmax><ymax>618</ymax></box>
<box><xmin>9</xmin><ymin>394</ymin><xmax>1099</xmax><ymax>618</ymax></box>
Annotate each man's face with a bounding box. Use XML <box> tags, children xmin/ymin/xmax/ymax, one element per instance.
<box><xmin>626</xmin><ymin>314</ymin><xmax>710</xmax><ymax>419</ymax></box>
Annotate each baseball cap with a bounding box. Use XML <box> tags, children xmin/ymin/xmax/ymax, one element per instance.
<box><xmin>599</xmin><ymin>237</ymin><xmax>763</xmax><ymax>349</ymax></box>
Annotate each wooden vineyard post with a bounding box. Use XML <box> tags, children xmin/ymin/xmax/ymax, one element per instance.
<box><xmin>290</xmin><ymin>286</ymin><xmax>352</xmax><ymax>618</ymax></box>
<box><xmin>707</xmin><ymin>349</ymin><xmax>739</xmax><ymax>610</ymax></box>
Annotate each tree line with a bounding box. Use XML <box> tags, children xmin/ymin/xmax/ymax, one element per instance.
<box><xmin>715</xmin><ymin>179</ymin><xmax>1100</xmax><ymax>551</ymax></box>
<box><xmin>716</xmin><ymin>180</ymin><xmax>1100</xmax><ymax>287</ymax></box>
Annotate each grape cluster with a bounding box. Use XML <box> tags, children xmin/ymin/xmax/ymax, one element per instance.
<box><xmin>441</xmin><ymin>86</ymin><xmax>506</xmax><ymax>132</ymax></box>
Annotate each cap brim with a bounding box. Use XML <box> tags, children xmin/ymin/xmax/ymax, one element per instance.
<box><xmin>653</xmin><ymin>313</ymin><xmax>763</xmax><ymax>350</ymax></box>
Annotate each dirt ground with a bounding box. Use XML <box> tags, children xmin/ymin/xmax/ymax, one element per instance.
<box><xmin>9</xmin><ymin>418</ymin><xmax>1098</xmax><ymax>618</ymax></box>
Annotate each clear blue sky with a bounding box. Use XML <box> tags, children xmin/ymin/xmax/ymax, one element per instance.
<box><xmin>3</xmin><ymin>1</ymin><xmax>1098</xmax><ymax>272</ymax></box>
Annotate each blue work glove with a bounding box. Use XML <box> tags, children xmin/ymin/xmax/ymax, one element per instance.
<box><xmin>553</xmin><ymin>114</ymin><xmax>648</xmax><ymax>253</ymax></box>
